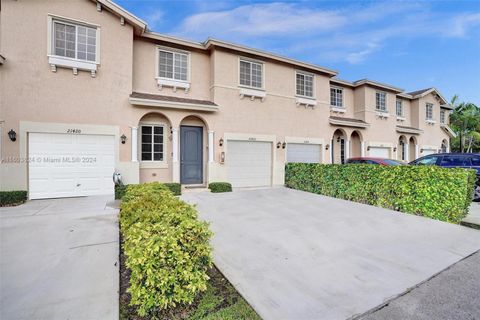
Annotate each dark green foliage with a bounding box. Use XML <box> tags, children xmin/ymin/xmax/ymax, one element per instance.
<box><xmin>120</xmin><ymin>182</ymin><xmax>212</xmax><ymax>316</ymax></box>
<box><xmin>115</xmin><ymin>184</ymin><xmax>128</xmax><ymax>200</ymax></box>
<box><xmin>285</xmin><ymin>163</ymin><xmax>476</xmax><ymax>224</ymax></box>
<box><xmin>164</xmin><ymin>182</ymin><xmax>181</xmax><ymax>196</ymax></box>
<box><xmin>208</xmin><ymin>182</ymin><xmax>233</xmax><ymax>193</ymax></box>
<box><xmin>0</xmin><ymin>191</ymin><xmax>27</xmax><ymax>206</ymax></box>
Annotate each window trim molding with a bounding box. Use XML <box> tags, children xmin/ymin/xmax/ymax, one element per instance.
<box><xmin>238</xmin><ymin>56</ymin><xmax>265</xmax><ymax>90</ymax></box>
<box><xmin>138</xmin><ymin>122</ymin><xmax>168</xmax><ymax>167</ymax></box>
<box><xmin>440</xmin><ymin>109</ymin><xmax>446</xmax><ymax>124</ymax></box>
<box><xmin>47</xmin><ymin>14</ymin><xmax>100</xmax><ymax>75</ymax></box>
<box><xmin>330</xmin><ymin>85</ymin><xmax>344</xmax><ymax>108</ymax></box>
<box><xmin>395</xmin><ymin>99</ymin><xmax>403</xmax><ymax>117</ymax></box>
<box><xmin>375</xmin><ymin>91</ymin><xmax>387</xmax><ymax>112</ymax></box>
<box><xmin>155</xmin><ymin>46</ymin><xmax>191</xmax><ymax>91</ymax></box>
<box><xmin>295</xmin><ymin>70</ymin><xmax>316</xmax><ymax>99</ymax></box>
<box><xmin>425</xmin><ymin>102</ymin><xmax>434</xmax><ymax>121</ymax></box>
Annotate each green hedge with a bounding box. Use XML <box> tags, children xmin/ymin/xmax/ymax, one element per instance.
<box><xmin>0</xmin><ymin>191</ymin><xmax>28</xmax><ymax>206</ymax></box>
<box><xmin>285</xmin><ymin>164</ymin><xmax>476</xmax><ymax>224</ymax></box>
<box><xmin>120</xmin><ymin>182</ymin><xmax>212</xmax><ymax>316</ymax></box>
<box><xmin>208</xmin><ymin>182</ymin><xmax>232</xmax><ymax>193</ymax></box>
<box><xmin>115</xmin><ymin>182</ymin><xmax>181</xmax><ymax>199</ymax></box>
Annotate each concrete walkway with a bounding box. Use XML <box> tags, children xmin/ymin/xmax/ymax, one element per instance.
<box><xmin>0</xmin><ymin>196</ymin><xmax>119</xmax><ymax>320</ymax></box>
<box><xmin>183</xmin><ymin>188</ymin><xmax>480</xmax><ymax>320</ymax></box>
<box><xmin>462</xmin><ymin>202</ymin><xmax>480</xmax><ymax>228</ymax></box>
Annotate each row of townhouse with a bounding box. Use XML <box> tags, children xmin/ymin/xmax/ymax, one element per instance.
<box><xmin>0</xmin><ymin>0</ymin><xmax>455</xmax><ymax>199</ymax></box>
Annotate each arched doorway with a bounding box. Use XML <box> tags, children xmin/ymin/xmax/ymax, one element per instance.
<box><xmin>408</xmin><ymin>136</ymin><xmax>417</xmax><ymax>162</ymax></box>
<box><xmin>179</xmin><ymin>115</ymin><xmax>208</xmax><ymax>185</ymax></box>
<box><xmin>138</xmin><ymin>112</ymin><xmax>172</xmax><ymax>183</ymax></box>
<box><xmin>398</xmin><ymin>135</ymin><xmax>407</xmax><ymax>161</ymax></box>
<box><xmin>350</xmin><ymin>131</ymin><xmax>362</xmax><ymax>158</ymax></box>
<box><xmin>441</xmin><ymin>139</ymin><xmax>448</xmax><ymax>153</ymax></box>
<box><xmin>332</xmin><ymin>129</ymin><xmax>347</xmax><ymax>164</ymax></box>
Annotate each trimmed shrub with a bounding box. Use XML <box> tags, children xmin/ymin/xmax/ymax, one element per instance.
<box><xmin>115</xmin><ymin>182</ymin><xmax>181</xmax><ymax>199</ymax></box>
<box><xmin>120</xmin><ymin>182</ymin><xmax>212</xmax><ymax>316</ymax></box>
<box><xmin>164</xmin><ymin>182</ymin><xmax>181</xmax><ymax>196</ymax></box>
<box><xmin>0</xmin><ymin>191</ymin><xmax>27</xmax><ymax>206</ymax></box>
<box><xmin>285</xmin><ymin>163</ymin><xmax>476</xmax><ymax>224</ymax></box>
<box><xmin>208</xmin><ymin>182</ymin><xmax>232</xmax><ymax>193</ymax></box>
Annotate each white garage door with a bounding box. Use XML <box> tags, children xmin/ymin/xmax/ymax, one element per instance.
<box><xmin>422</xmin><ymin>149</ymin><xmax>437</xmax><ymax>156</ymax></box>
<box><xmin>29</xmin><ymin>133</ymin><xmax>115</xmax><ymax>199</ymax></box>
<box><xmin>368</xmin><ymin>147</ymin><xmax>390</xmax><ymax>158</ymax></box>
<box><xmin>226</xmin><ymin>140</ymin><xmax>272</xmax><ymax>188</ymax></box>
<box><xmin>287</xmin><ymin>143</ymin><xmax>321</xmax><ymax>163</ymax></box>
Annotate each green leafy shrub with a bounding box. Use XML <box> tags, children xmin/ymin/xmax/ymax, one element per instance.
<box><xmin>0</xmin><ymin>191</ymin><xmax>27</xmax><ymax>206</ymax></box>
<box><xmin>115</xmin><ymin>182</ymin><xmax>181</xmax><ymax>199</ymax></box>
<box><xmin>208</xmin><ymin>182</ymin><xmax>232</xmax><ymax>193</ymax></box>
<box><xmin>120</xmin><ymin>182</ymin><xmax>212</xmax><ymax>316</ymax></box>
<box><xmin>285</xmin><ymin>163</ymin><xmax>476</xmax><ymax>224</ymax></box>
<box><xmin>164</xmin><ymin>182</ymin><xmax>181</xmax><ymax>196</ymax></box>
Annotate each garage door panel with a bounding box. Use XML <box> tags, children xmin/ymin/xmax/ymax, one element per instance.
<box><xmin>226</xmin><ymin>140</ymin><xmax>272</xmax><ymax>188</ymax></box>
<box><xmin>368</xmin><ymin>147</ymin><xmax>390</xmax><ymax>158</ymax></box>
<box><xmin>29</xmin><ymin>133</ymin><xmax>115</xmax><ymax>199</ymax></box>
<box><xmin>287</xmin><ymin>143</ymin><xmax>321</xmax><ymax>163</ymax></box>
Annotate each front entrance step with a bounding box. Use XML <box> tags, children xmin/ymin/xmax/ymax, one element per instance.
<box><xmin>182</xmin><ymin>184</ymin><xmax>209</xmax><ymax>193</ymax></box>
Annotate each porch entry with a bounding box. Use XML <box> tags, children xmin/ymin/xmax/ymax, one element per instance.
<box><xmin>180</xmin><ymin>126</ymin><xmax>203</xmax><ymax>184</ymax></box>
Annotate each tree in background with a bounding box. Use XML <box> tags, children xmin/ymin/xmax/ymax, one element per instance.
<box><xmin>449</xmin><ymin>95</ymin><xmax>480</xmax><ymax>153</ymax></box>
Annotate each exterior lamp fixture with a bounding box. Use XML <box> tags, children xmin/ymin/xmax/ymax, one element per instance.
<box><xmin>367</xmin><ymin>146</ymin><xmax>371</xmax><ymax>151</ymax></box>
<box><xmin>219</xmin><ymin>138</ymin><xmax>224</xmax><ymax>147</ymax></box>
<box><xmin>336</xmin><ymin>136</ymin><xmax>341</xmax><ymax>142</ymax></box>
<box><xmin>120</xmin><ymin>134</ymin><xmax>127</xmax><ymax>144</ymax></box>
<box><xmin>282</xmin><ymin>142</ymin><xmax>286</xmax><ymax>149</ymax></box>
<box><xmin>8</xmin><ymin>129</ymin><xmax>17</xmax><ymax>142</ymax></box>
<box><xmin>325</xmin><ymin>144</ymin><xmax>330</xmax><ymax>150</ymax></box>
<box><xmin>276</xmin><ymin>142</ymin><xmax>281</xmax><ymax>149</ymax></box>
<box><xmin>420</xmin><ymin>149</ymin><xmax>424</xmax><ymax>153</ymax></box>
<box><xmin>393</xmin><ymin>147</ymin><xmax>397</xmax><ymax>152</ymax></box>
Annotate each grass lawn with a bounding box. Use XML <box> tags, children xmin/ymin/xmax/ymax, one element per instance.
<box><xmin>119</xmin><ymin>240</ymin><xmax>261</xmax><ymax>320</ymax></box>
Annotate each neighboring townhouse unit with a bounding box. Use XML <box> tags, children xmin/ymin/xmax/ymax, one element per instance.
<box><xmin>0</xmin><ymin>0</ymin><xmax>455</xmax><ymax>199</ymax></box>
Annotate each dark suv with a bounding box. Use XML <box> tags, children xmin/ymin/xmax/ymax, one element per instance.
<box><xmin>409</xmin><ymin>153</ymin><xmax>480</xmax><ymax>201</ymax></box>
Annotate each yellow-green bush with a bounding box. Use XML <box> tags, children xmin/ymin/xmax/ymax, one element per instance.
<box><xmin>120</xmin><ymin>182</ymin><xmax>212</xmax><ymax>316</ymax></box>
<box><xmin>285</xmin><ymin>164</ymin><xmax>476</xmax><ymax>224</ymax></box>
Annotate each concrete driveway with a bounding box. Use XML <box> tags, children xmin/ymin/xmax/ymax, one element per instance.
<box><xmin>183</xmin><ymin>188</ymin><xmax>480</xmax><ymax>320</ymax></box>
<box><xmin>0</xmin><ymin>196</ymin><xmax>119</xmax><ymax>320</ymax></box>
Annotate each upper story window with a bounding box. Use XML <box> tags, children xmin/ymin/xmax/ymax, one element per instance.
<box><xmin>239</xmin><ymin>59</ymin><xmax>263</xmax><ymax>89</ymax></box>
<box><xmin>426</xmin><ymin>103</ymin><xmax>433</xmax><ymax>120</ymax></box>
<box><xmin>158</xmin><ymin>49</ymin><xmax>188</xmax><ymax>81</ymax></box>
<box><xmin>141</xmin><ymin>125</ymin><xmax>164</xmax><ymax>162</ymax></box>
<box><xmin>53</xmin><ymin>20</ymin><xmax>97</xmax><ymax>62</ymax></box>
<box><xmin>330</xmin><ymin>87</ymin><xmax>343</xmax><ymax>107</ymax></box>
<box><xmin>376</xmin><ymin>92</ymin><xmax>387</xmax><ymax>112</ymax></box>
<box><xmin>296</xmin><ymin>72</ymin><xmax>314</xmax><ymax>98</ymax></box>
<box><xmin>396</xmin><ymin>99</ymin><xmax>403</xmax><ymax>116</ymax></box>
<box><xmin>440</xmin><ymin>109</ymin><xmax>446</xmax><ymax>124</ymax></box>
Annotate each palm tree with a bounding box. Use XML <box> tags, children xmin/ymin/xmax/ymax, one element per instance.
<box><xmin>449</xmin><ymin>95</ymin><xmax>480</xmax><ymax>152</ymax></box>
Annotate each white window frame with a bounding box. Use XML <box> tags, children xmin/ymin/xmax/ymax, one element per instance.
<box><xmin>330</xmin><ymin>86</ymin><xmax>344</xmax><ymax>108</ymax></box>
<box><xmin>155</xmin><ymin>46</ymin><xmax>191</xmax><ymax>91</ymax></box>
<box><xmin>295</xmin><ymin>71</ymin><xmax>315</xmax><ymax>99</ymax></box>
<box><xmin>376</xmin><ymin>91</ymin><xmax>387</xmax><ymax>112</ymax></box>
<box><xmin>47</xmin><ymin>14</ymin><xmax>100</xmax><ymax>74</ymax></box>
<box><xmin>396</xmin><ymin>99</ymin><xmax>403</xmax><ymax>117</ymax></box>
<box><xmin>238</xmin><ymin>57</ymin><xmax>264</xmax><ymax>90</ymax></box>
<box><xmin>139</xmin><ymin>124</ymin><xmax>166</xmax><ymax>163</ymax></box>
<box><xmin>426</xmin><ymin>103</ymin><xmax>434</xmax><ymax>120</ymax></box>
<box><xmin>440</xmin><ymin>109</ymin><xmax>446</xmax><ymax>124</ymax></box>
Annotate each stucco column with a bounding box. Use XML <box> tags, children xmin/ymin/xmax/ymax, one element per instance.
<box><xmin>208</xmin><ymin>130</ymin><xmax>214</xmax><ymax>163</ymax></box>
<box><xmin>131</xmin><ymin>126</ymin><xmax>138</xmax><ymax>162</ymax></box>
<box><xmin>404</xmin><ymin>144</ymin><xmax>409</xmax><ymax>162</ymax></box>
<box><xmin>172</xmin><ymin>127</ymin><xmax>180</xmax><ymax>182</ymax></box>
<box><xmin>415</xmin><ymin>144</ymin><xmax>419</xmax><ymax>159</ymax></box>
<box><xmin>331</xmin><ymin>139</ymin><xmax>334</xmax><ymax>164</ymax></box>
<box><xmin>360</xmin><ymin>141</ymin><xmax>365</xmax><ymax>157</ymax></box>
<box><xmin>345</xmin><ymin>139</ymin><xmax>350</xmax><ymax>162</ymax></box>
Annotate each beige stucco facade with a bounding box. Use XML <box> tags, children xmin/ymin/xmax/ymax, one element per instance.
<box><xmin>0</xmin><ymin>0</ymin><xmax>454</xmax><ymax>195</ymax></box>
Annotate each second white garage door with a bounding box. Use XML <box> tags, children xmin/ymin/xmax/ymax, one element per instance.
<box><xmin>368</xmin><ymin>147</ymin><xmax>390</xmax><ymax>158</ymax></box>
<box><xmin>29</xmin><ymin>133</ymin><xmax>115</xmax><ymax>199</ymax></box>
<box><xmin>226</xmin><ymin>140</ymin><xmax>272</xmax><ymax>188</ymax></box>
<box><xmin>287</xmin><ymin>143</ymin><xmax>321</xmax><ymax>163</ymax></box>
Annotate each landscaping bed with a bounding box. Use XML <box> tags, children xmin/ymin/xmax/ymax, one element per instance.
<box><xmin>0</xmin><ymin>191</ymin><xmax>27</xmax><ymax>207</ymax></box>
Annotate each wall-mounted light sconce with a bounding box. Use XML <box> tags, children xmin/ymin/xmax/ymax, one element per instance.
<box><xmin>336</xmin><ymin>136</ymin><xmax>341</xmax><ymax>142</ymax></box>
<box><xmin>8</xmin><ymin>129</ymin><xmax>17</xmax><ymax>142</ymax></box>
<box><xmin>219</xmin><ymin>138</ymin><xmax>224</xmax><ymax>147</ymax></box>
<box><xmin>276</xmin><ymin>142</ymin><xmax>281</xmax><ymax>149</ymax></box>
<box><xmin>120</xmin><ymin>134</ymin><xmax>127</xmax><ymax>144</ymax></box>
<box><xmin>367</xmin><ymin>146</ymin><xmax>371</xmax><ymax>151</ymax></box>
<box><xmin>393</xmin><ymin>147</ymin><xmax>397</xmax><ymax>152</ymax></box>
<box><xmin>220</xmin><ymin>151</ymin><xmax>225</xmax><ymax>163</ymax></box>
<box><xmin>325</xmin><ymin>144</ymin><xmax>330</xmax><ymax>150</ymax></box>
<box><xmin>282</xmin><ymin>142</ymin><xmax>286</xmax><ymax>149</ymax></box>
<box><xmin>420</xmin><ymin>149</ymin><xmax>424</xmax><ymax>153</ymax></box>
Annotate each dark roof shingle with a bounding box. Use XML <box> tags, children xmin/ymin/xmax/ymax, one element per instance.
<box><xmin>407</xmin><ymin>88</ymin><xmax>432</xmax><ymax>96</ymax></box>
